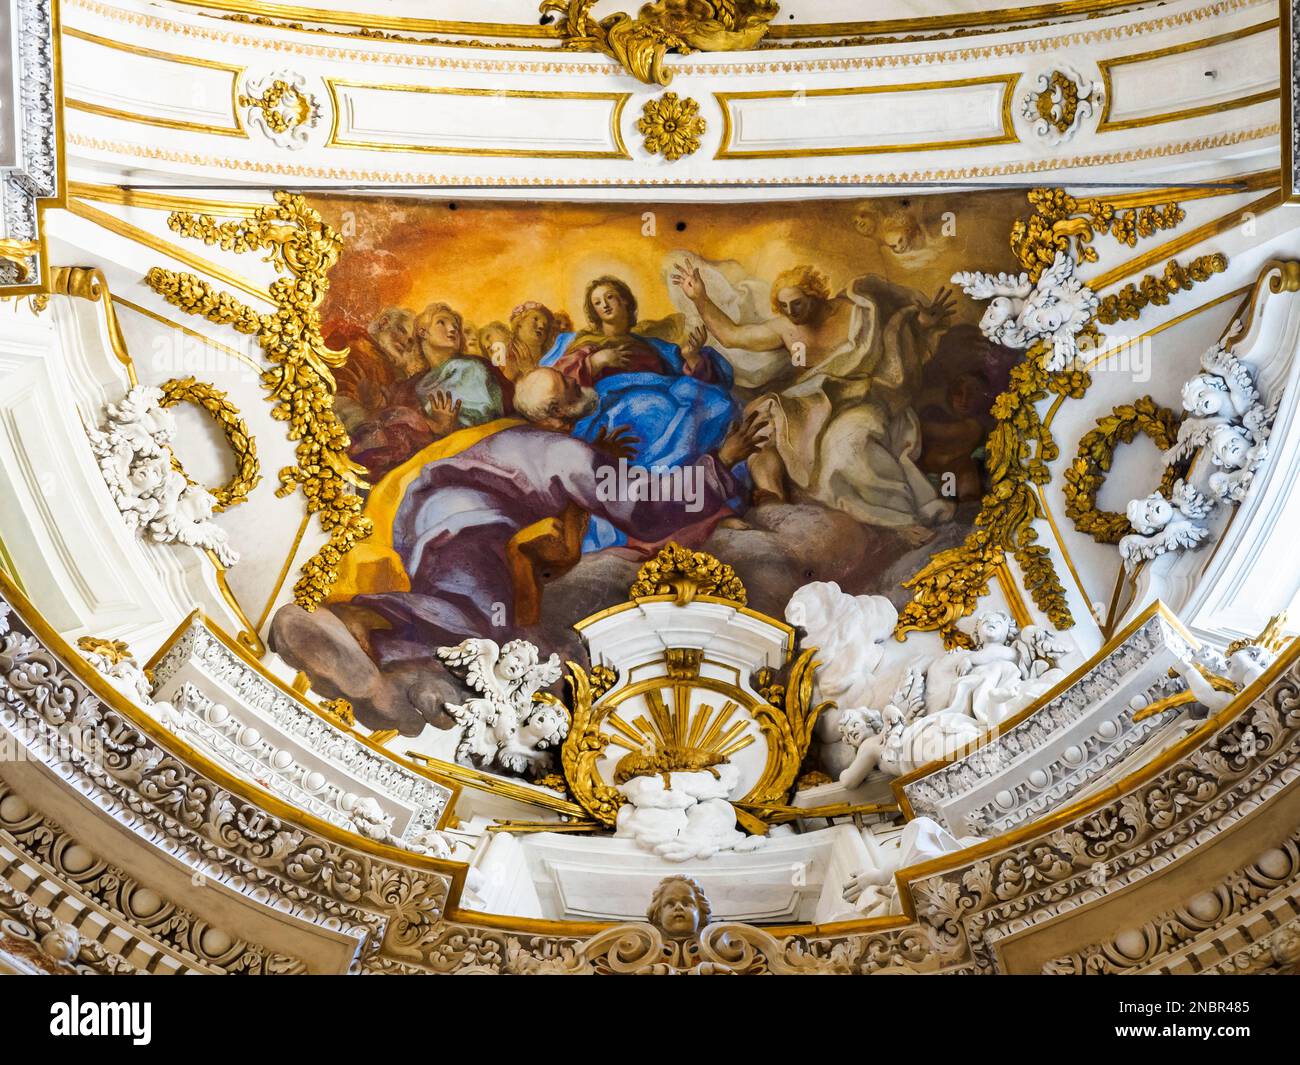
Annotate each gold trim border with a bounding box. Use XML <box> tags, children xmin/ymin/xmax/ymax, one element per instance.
<box><xmin>324</xmin><ymin>79</ymin><xmax>632</xmax><ymax>160</ymax></box>
<box><xmin>1096</xmin><ymin>19</ymin><xmax>1280</xmax><ymax>132</ymax></box>
<box><xmin>66</xmin><ymin>122</ymin><xmax>1279</xmax><ymax>185</ymax></box>
<box><xmin>63</xmin><ymin>26</ymin><xmax>247</xmax><ymax>139</ymax></box>
<box><xmin>713</xmin><ymin>74</ymin><xmax>1020</xmax><ymax>160</ymax></box>
<box><xmin>156</xmin><ymin>0</ymin><xmax>1233</xmax><ymax>47</ymax></box>
<box><xmin>62</xmin><ymin>0</ymin><xmax>1271</xmax><ymax>75</ymax></box>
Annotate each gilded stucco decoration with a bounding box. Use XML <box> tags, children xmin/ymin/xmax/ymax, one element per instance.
<box><xmin>74</xmin><ymin>635</ymin><xmax>134</xmax><ymax>666</ymax></box>
<box><xmin>628</xmin><ymin>542</ymin><xmax>746</xmax><ymax>604</ymax></box>
<box><xmin>551</xmin><ymin>548</ymin><xmax>826</xmax><ymax>839</ymax></box>
<box><xmin>239</xmin><ymin>71</ymin><xmax>323</xmax><ymax>150</ymax></box>
<box><xmin>1020</xmin><ymin>66</ymin><xmax>1104</xmax><ymax>145</ymax></box>
<box><xmin>0</xmin><ymin>239</ymin><xmax>41</xmax><ymax>284</ymax></box>
<box><xmin>540</xmin><ymin>0</ymin><xmax>780</xmax><ymax>84</ymax></box>
<box><xmin>158</xmin><ymin>376</ymin><xmax>262</xmax><ymax>512</ymax></box>
<box><xmin>637</xmin><ymin>92</ymin><xmax>706</xmax><ymax>160</ymax></box>
<box><xmin>1063</xmin><ymin>396</ymin><xmax>1183</xmax><ymax>544</ymax></box>
<box><xmin>560</xmin><ymin>637</ymin><xmax>824</xmax><ymax>833</ymax></box>
<box><xmin>144</xmin><ymin>193</ymin><xmax>373</xmax><ymax>610</ymax></box>
<box><xmin>895</xmin><ymin>188</ymin><xmax>1227</xmax><ymax>647</ymax></box>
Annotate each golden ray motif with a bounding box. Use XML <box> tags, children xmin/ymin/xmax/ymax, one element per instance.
<box><xmin>608</xmin><ymin>685</ymin><xmax>755</xmax><ymax>785</ymax></box>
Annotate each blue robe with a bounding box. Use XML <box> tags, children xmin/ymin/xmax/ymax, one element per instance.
<box><xmin>540</xmin><ymin>332</ymin><xmax>740</xmax><ymax>550</ymax></box>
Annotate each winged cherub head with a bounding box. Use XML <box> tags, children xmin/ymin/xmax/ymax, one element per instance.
<box><xmin>1182</xmin><ymin>373</ymin><xmax>1230</xmax><ymax>417</ymax></box>
<box><xmin>1126</xmin><ymin>492</ymin><xmax>1174</xmax><ymax>536</ymax></box>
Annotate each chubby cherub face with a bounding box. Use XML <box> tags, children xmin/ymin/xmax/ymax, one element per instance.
<box><xmin>838</xmin><ymin>708</ymin><xmax>874</xmax><ymax>747</ymax></box>
<box><xmin>652</xmin><ymin>880</ymin><xmax>704</xmax><ymax>938</ymax></box>
<box><xmin>1182</xmin><ymin>374</ymin><xmax>1228</xmax><ymax>417</ymax></box>
<box><xmin>981</xmin><ymin>297</ymin><xmax>1018</xmax><ymax>334</ymax></box>
<box><xmin>496</xmin><ymin>641</ymin><xmax>536</xmax><ymax>681</ymax></box>
<box><xmin>1210</xmin><ymin>425</ymin><xmax>1251</xmax><ymax>470</ymax></box>
<box><xmin>975</xmin><ymin>612</ymin><xmax>1012</xmax><ymax>646</ymax></box>
<box><xmin>522</xmin><ymin>702</ymin><xmax>567</xmax><ymax>746</ymax></box>
<box><xmin>1227</xmin><ymin>645</ymin><xmax>1270</xmax><ymax>688</ymax></box>
<box><xmin>1127</xmin><ymin>493</ymin><xmax>1173</xmax><ymax>534</ymax></box>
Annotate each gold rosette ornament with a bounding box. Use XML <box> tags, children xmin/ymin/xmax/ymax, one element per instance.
<box><xmin>637</xmin><ymin>93</ymin><xmax>707</xmax><ymax>161</ymax></box>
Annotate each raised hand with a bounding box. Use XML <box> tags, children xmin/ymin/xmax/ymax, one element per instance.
<box><xmin>423</xmin><ymin>389</ymin><xmax>462</xmax><ymax>436</ymax></box>
<box><xmin>920</xmin><ymin>285</ymin><xmax>956</xmax><ymax>329</ymax></box>
<box><xmin>681</xmin><ymin>322</ymin><xmax>708</xmax><ymax>367</ymax></box>
<box><xmin>671</xmin><ymin>261</ymin><xmax>706</xmax><ymax>303</ymax></box>
<box><xmin>718</xmin><ymin>408</ymin><xmax>773</xmax><ymax>467</ymax></box>
<box><xmin>593</xmin><ymin>424</ymin><xmax>640</xmax><ymax>460</ymax></box>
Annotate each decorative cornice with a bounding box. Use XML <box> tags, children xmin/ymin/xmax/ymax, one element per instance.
<box><xmin>65</xmin><ymin>123</ymin><xmax>1280</xmax><ymax>186</ymax></box>
<box><xmin>0</xmin><ymin>574</ymin><xmax>467</xmax><ymax>971</ymax></box>
<box><xmin>1042</xmin><ymin>827</ymin><xmax>1300</xmax><ymax>973</ymax></box>
<box><xmin>1</xmin><ymin>0</ymin><xmax>60</xmax><ymax>289</ymax></box>
<box><xmin>149</xmin><ymin>613</ymin><xmax>453</xmax><ymax>836</ymax></box>
<box><xmin>0</xmin><ymin>780</ymin><xmax>306</xmax><ymax>974</ymax></box>
<box><xmin>65</xmin><ymin>0</ymin><xmax>1272</xmax><ymax>73</ymax></box>
<box><xmin>898</xmin><ymin>605</ymin><xmax>1198</xmax><ymax>834</ymax></box>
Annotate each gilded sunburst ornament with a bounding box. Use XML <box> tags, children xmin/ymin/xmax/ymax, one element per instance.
<box><xmin>637</xmin><ymin>93</ymin><xmax>706</xmax><ymax>161</ymax></box>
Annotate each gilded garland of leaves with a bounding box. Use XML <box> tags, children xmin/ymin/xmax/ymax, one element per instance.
<box><xmin>628</xmin><ymin>542</ymin><xmax>747</xmax><ymax>604</ymax></box>
<box><xmin>1062</xmin><ymin>397</ymin><xmax>1183</xmax><ymax>544</ymax></box>
<box><xmin>895</xmin><ymin>188</ymin><xmax>1227</xmax><ymax>647</ymax></box>
<box><xmin>144</xmin><ymin>193</ymin><xmax>371</xmax><ymax>609</ymax></box>
<box><xmin>158</xmin><ymin>376</ymin><xmax>261</xmax><ymax>511</ymax></box>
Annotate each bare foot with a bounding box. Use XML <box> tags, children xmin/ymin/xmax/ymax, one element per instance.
<box><xmin>898</xmin><ymin>524</ymin><xmax>937</xmax><ymax>548</ymax></box>
<box><xmin>751</xmin><ymin>488</ymin><xmax>786</xmax><ymax>507</ymax></box>
<box><xmin>718</xmin><ymin>516</ymin><xmax>751</xmax><ymax>530</ymax></box>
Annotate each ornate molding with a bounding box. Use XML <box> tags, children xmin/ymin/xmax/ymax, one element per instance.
<box><xmin>148</xmin><ymin>613</ymin><xmax>453</xmax><ymax>838</ymax></box>
<box><xmin>540</xmin><ymin>0</ymin><xmax>779</xmax><ymax>85</ymax></box>
<box><xmin>4</xmin><ymin>564</ymin><xmax>1300</xmax><ymax>973</ymax></box>
<box><xmin>144</xmin><ymin>192</ymin><xmax>372</xmax><ymax>610</ymax></box>
<box><xmin>896</xmin><ymin>188</ymin><xmax>1227</xmax><ymax>645</ymax></box>
<box><xmin>897</xmin><ymin>605</ymin><xmax>1198</xmax><ymax>836</ymax></box>
<box><xmin>0</xmin><ymin>781</ymin><xmax>306</xmax><ymax>974</ymax></box>
<box><xmin>1020</xmin><ymin>66</ymin><xmax>1105</xmax><ymax>144</ymax></box>
<box><xmin>0</xmin><ymin>579</ymin><xmax>464</xmax><ymax>971</ymax></box>
<box><xmin>239</xmin><ymin>70</ymin><xmax>323</xmax><ymax>150</ymax></box>
<box><xmin>1043</xmin><ymin>831</ymin><xmax>1300</xmax><ymax>974</ymax></box>
<box><xmin>1282</xmin><ymin>0</ymin><xmax>1299</xmax><ymax>203</ymax></box>
<box><xmin>0</xmin><ymin>0</ymin><xmax>59</xmax><ymax>289</ymax></box>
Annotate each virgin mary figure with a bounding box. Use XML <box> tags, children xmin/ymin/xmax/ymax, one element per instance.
<box><xmin>540</xmin><ymin>275</ymin><xmax>741</xmax><ymax>551</ymax></box>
